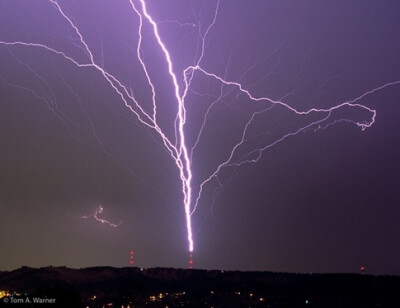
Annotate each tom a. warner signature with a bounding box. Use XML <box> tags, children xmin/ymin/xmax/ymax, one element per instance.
<box><xmin>3</xmin><ymin>297</ymin><xmax>56</xmax><ymax>304</ymax></box>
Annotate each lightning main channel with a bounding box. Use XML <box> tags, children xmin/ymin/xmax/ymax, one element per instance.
<box><xmin>1</xmin><ymin>0</ymin><xmax>399</xmax><ymax>257</ymax></box>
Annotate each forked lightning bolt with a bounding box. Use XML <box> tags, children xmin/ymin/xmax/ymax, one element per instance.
<box><xmin>1</xmin><ymin>0</ymin><xmax>399</xmax><ymax>255</ymax></box>
<box><xmin>78</xmin><ymin>206</ymin><xmax>122</xmax><ymax>228</ymax></box>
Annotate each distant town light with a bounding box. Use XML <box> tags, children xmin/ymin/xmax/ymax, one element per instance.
<box><xmin>0</xmin><ymin>291</ymin><xmax>11</xmax><ymax>299</ymax></box>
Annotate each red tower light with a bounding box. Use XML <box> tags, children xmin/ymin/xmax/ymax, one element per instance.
<box><xmin>188</xmin><ymin>253</ymin><xmax>193</xmax><ymax>269</ymax></box>
<box><xmin>129</xmin><ymin>251</ymin><xmax>135</xmax><ymax>266</ymax></box>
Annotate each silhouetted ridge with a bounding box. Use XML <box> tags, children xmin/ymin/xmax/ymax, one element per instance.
<box><xmin>0</xmin><ymin>267</ymin><xmax>399</xmax><ymax>307</ymax></box>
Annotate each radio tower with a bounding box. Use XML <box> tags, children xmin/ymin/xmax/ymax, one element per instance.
<box><xmin>129</xmin><ymin>251</ymin><xmax>134</xmax><ymax>266</ymax></box>
<box><xmin>189</xmin><ymin>253</ymin><xmax>193</xmax><ymax>269</ymax></box>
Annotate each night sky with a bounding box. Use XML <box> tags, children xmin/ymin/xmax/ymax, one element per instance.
<box><xmin>1</xmin><ymin>0</ymin><xmax>400</xmax><ymax>275</ymax></box>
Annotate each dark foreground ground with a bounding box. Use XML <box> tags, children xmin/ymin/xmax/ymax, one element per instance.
<box><xmin>0</xmin><ymin>266</ymin><xmax>399</xmax><ymax>307</ymax></box>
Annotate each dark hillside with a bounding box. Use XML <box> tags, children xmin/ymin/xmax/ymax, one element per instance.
<box><xmin>0</xmin><ymin>267</ymin><xmax>399</xmax><ymax>307</ymax></box>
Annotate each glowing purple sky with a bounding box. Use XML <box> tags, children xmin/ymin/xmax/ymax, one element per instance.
<box><xmin>0</xmin><ymin>0</ymin><xmax>400</xmax><ymax>274</ymax></box>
